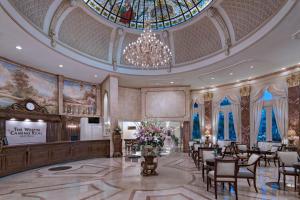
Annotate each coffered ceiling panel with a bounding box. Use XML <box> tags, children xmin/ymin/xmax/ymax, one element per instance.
<box><xmin>173</xmin><ymin>16</ymin><xmax>222</xmax><ymax>64</ymax></box>
<box><xmin>221</xmin><ymin>0</ymin><xmax>288</xmax><ymax>41</ymax></box>
<box><xmin>8</xmin><ymin>0</ymin><xmax>53</xmax><ymax>29</ymax></box>
<box><xmin>58</xmin><ymin>7</ymin><xmax>113</xmax><ymax>61</ymax></box>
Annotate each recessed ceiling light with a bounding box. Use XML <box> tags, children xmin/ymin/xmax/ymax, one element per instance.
<box><xmin>94</xmin><ymin>74</ymin><xmax>98</xmax><ymax>78</ymax></box>
<box><xmin>281</xmin><ymin>67</ymin><xmax>286</xmax><ymax>70</ymax></box>
<box><xmin>229</xmin><ymin>72</ymin><xmax>233</xmax><ymax>75</ymax></box>
<box><xmin>58</xmin><ymin>64</ymin><xmax>63</xmax><ymax>68</ymax></box>
<box><xmin>250</xmin><ymin>66</ymin><xmax>254</xmax><ymax>69</ymax></box>
<box><xmin>170</xmin><ymin>81</ymin><xmax>174</xmax><ymax>84</ymax></box>
<box><xmin>211</xmin><ymin>77</ymin><xmax>215</xmax><ymax>80</ymax></box>
<box><xmin>16</xmin><ymin>45</ymin><xmax>22</xmax><ymax>50</ymax></box>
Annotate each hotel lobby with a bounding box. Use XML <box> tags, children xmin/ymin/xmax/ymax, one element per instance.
<box><xmin>0</xmin><ymin>0</ymin><xmax>299</xmax><ymax>199</ymax></box>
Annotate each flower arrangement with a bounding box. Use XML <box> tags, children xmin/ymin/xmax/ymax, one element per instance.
<box><xmin>135</xmin><ymin>121</ymin><xmax>164</xmax><ymax>148</ymax></box>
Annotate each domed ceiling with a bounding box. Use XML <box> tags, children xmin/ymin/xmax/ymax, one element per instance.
<box><xmin>0</xmin><ymin>0</ymin><xmax>293</xmax><ymax>76</ymax></box>
<box><xmin>83</xmin><ymin>0</ymin><xmax>213</xmax><ymax>29</ymax></box>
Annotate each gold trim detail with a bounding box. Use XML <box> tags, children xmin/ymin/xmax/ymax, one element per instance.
<box><xmin>286</xmin><ymin>73</ymin><xmax>300</xmax><ymax>87</ymax></box>
<box><xmin>203</xmin><ymin>92</ymin><xmax>213</xmax><ymax>101</ymax></box>
<box><xmin>240</xmin><ymin>86</ymin><xmax>251</xmax><ymax>97</ymax></box>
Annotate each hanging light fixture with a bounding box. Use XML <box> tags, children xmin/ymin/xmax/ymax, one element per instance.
<box><xmin>123</xmin><ymin>21</ymin><xmax>172</xmax><ymax>70</ymax></box>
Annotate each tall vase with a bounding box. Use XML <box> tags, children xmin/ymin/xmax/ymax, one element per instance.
<box><xmin>141</xmin><ymin>145</ymin><xmax>158</xmax><ymax>176</ymax></box>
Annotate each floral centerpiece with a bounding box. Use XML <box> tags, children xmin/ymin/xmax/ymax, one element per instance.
<box><xmin>136</xmin><ymin>121</ymin><xmax>164</xmax><ymax>156</ymax></box>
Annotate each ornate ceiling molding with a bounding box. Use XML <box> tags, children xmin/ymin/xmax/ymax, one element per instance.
<box><xmin>207</xmin><ymin>7</ymin><xmax>232</xmax><ymax>56</ymax></box>
<box><xmin>48</xmin><ymin>0</ymin><xmax>71</xmax><ymax>47</ymax></box>
<box><xmin>1</xmin><ymin>0</ymin><xmax>294</xmax><ymax>75</ymax></box>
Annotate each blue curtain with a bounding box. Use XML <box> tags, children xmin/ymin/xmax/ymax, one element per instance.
<box><xmin>217</xmin><ymin>112</ymin><xmax>224</xmax><ymax>140</ymax></box>
<box><xmin>228</xmin><ymin>112</ymin><xmax>236</xmax><ymax>141</ymax></box>
<box><xmin>192</xmin><ymin>113</ymin><xmax>201</xmax><ymax>139</ymax></box>
<box><xmin>257</xmin><ymin>108</ymin><xmax>267</xmax><ymax>142</ymax></box>
<box><xmin>192</xmin><ymin>103</ymin><xmax>201</xmax><ymax>139</ymax></box>
<box><xmin>257</xmin><ymin>90</ymin><xmax>281</xmax><ymax>142</ymax></box>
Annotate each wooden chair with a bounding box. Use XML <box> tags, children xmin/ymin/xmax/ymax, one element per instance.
<box><xmin>237</xmin><ymin>154</ymin><xmax>261</xmax><ymax>192</ymax></box>
<box><xmin>235</xmin><ymin>144</ymin><xmax>249</xmax><ymax>162</ymax></box>
<box><xmin>198</xmin><ymin>147</ymin><xmax>215</xmax><ymax>170</ymax></box>
<box><xmin>222</xmin><ymin>143</ymin><xmax>237</xmax><ymax>158</ymax></box>
<box><xmin>201</xmin><ymin>150</ymin><xmax>215</xmax><ymax>181</ymax></box>
<box><xmin>188</xmin><ymin>141</ymin><xmax>195</xmax><ymax>157</ymax></box>
<box><xmin>277</xmin><ymin>151</ymin><xmax>299</xmax><ymax>191</ymax></box>
<box><xmin>265</xmin><ymin>146</ymin><xmax>279</xmax><ymax>166</ymax></box>
<box><xmin>207</xmin><ymin>158</ymin><xmax>238</xmax><ymax>200</ymax></box>
<box><xmin>192</xmin><ymin>144</ymin><xmax>200</xmax><ymax>167</ymax></box>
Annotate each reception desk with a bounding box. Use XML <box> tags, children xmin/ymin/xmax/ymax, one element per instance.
<box><xmin>0</xmin><ymin>140</ymin><xmax>110</xmax><ymax>177</ymax></box>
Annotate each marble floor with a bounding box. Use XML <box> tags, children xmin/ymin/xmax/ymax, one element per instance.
<box><xmin>0</xmin><ymin>153</ymin><xmax>299</xmax><ymax>200</ymax></box>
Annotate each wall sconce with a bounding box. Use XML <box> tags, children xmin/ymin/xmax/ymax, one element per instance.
<box><xmin>67</xmin><ymin>124</ymin><xmax>77</xmax><ymax>129</ymax></box>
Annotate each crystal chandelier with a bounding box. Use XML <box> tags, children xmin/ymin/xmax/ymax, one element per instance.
<box><xmin>123</xmin><ymin>21</ymin><xmax>172</xmax><ymax>70</ymax></box>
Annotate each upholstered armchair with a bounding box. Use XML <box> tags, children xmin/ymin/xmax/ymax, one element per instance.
<box><xmin>277</xmin><ymin>151</ymin><xmax>299</xmax><ymax>191</ymax></box>
<box><xmin>237</xmin><ymin>154</ymin><xmax>261</xmax><ymax>192</ymax></box>
<box><xmin>198</xmin><ymin>147</ymin><xmax>215</xmax><ymax>171</ymax></box>
<box><xmin>201</xmin><ymin>150</ymin><xmax>215</xmax><ymax>181</ymax></box>
<box><xmin>207</xmin><ymin>158</ymin><xmax>238</xmax><ymax>200</ymax></box>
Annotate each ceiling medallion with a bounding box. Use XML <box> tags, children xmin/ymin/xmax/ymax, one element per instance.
<box><xmin>123</xmin><ymin>21</ymin><xmax>172</xmax><ymax>70</ymax></box>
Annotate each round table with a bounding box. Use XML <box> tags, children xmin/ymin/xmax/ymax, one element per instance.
<box><xmin>293</xmin><ymin>162</ymin><xmax>300</xmax><ymax>195</ymax></box>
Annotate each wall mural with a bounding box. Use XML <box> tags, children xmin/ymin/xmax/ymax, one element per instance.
<box><xmin>63</xmin><ymin>80</ymin><xmax>97</xmax><ymax>115</ymax></box>
<box><xmin>0</xmin><ymin>60</ymin><xmax>58</xmax><ymax>114</ymax></box>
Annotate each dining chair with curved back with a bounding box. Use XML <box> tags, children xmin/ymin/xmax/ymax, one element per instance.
<box><xmin>277</xmin><ymin>151</ymin><xmax>299</xmax><ymax>191</ymax></box>
<box><xmin>201</xmin><ymin>149</ymin><xmax>216</xmax><ymax>181</ymax></box>
<box><xmin>207</xmin><ymin>158</ymin><xmax>239</xmax><ymax>200</ymax></box>
<box><xmin>237</xmin><ymin>154</ymin><xmax>261</xmax><ymax>192</ymax></box>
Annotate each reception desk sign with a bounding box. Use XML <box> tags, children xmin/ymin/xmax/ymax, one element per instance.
<box><xmin>6</xmin><ymin>120</ymin><xmax>47</xmax><ymax>145</ymax></box>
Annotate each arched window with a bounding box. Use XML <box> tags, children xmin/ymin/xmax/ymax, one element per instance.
<box><xmin>192</xmin><ymin>103</ymin><xmax>201</xmax><ymax>139</ymax></box>
<box><xmin>228</xmin><ymin>112</ymin><xmax>236</xmax><ymax>141</ymax></box>
<box><xmin>217</xmin><ymin>112</ymin><xmax>224</xmax><ymax>140</ymax></box>
<box><xmin>217</xmin><ymin>97</ymin><xmax>236</xmax><ymax>141</ymax></box>
<box><xmin>257</xmin><ymin>90</ymin><xmax>281</xmax><ymax>142</ymax></box>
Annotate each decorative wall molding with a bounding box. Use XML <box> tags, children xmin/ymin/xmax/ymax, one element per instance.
<box><xmin>141</xmin><ymin>87</ymin><xmax>190</xmax><ymax>121</ymax></box>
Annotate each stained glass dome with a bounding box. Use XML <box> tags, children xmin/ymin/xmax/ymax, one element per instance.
<box><xmin>83</xmin><ymin>0</ymin><xmax>213</xmax><ymax>30</ymax></box>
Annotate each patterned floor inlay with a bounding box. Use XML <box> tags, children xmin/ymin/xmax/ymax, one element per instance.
<box><xmin>0</xmin><ymin>153</ymin><xmax>299</xmax><ymax>200</ymax></box>
<box><xmin>48</xmin><ymin>166</ymin><xmax>72</xmax><ymax>171</ymax></box>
